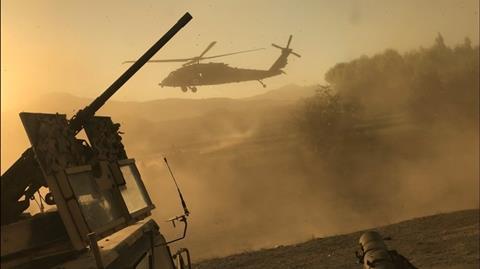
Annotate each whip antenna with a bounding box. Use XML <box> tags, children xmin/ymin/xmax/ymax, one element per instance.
<box><xmin>164</xmin><ymin>157</ymin><xmax>190</xmax><ymax>216</ymax></box>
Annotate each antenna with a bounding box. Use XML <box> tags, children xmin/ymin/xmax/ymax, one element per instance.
<box><xmin>164</xmin><ymin>157</ymin><xmax>190</xmax><ymax>216</ymax></box>
<box><xmin>157</xmin><ymin>157</ymin><xmax>190</xmax><ymax>246</ymax></box>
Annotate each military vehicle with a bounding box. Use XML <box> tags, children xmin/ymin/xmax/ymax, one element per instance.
<box><xmin>1</xmin><ymin>12</ymin><xmax>194</xmax><ymax>269</ymax></box>
<box><xmin>124</xmin><ymin>35</ymin><xmax>301</xmax><ymax>92</ymax></box>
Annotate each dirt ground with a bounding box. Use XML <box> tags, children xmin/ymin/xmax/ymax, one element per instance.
<box><xmin>193</xmin><ymin>209</ymin><xmax>479</xmax><ymax>269</ymax></box>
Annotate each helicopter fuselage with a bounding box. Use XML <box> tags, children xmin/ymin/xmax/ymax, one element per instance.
<box><xmin>149</xmin><ymin>35</ymin><xmax>299</xmax><ymax>92</ymax></box>
<box><xmin>159</xmin><ymin>62</ymin><xmax>281</xmax><ymax>88</ymax></box>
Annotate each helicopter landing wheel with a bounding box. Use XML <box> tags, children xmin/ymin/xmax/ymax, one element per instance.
<box><xmin>181</xmin><ymin>86</ymin><xmax>188</xmax><ymax>92</ymax></box>
<box><xmin>257</xmin><ymin>80</ymin><xmax>267</xmax><ymax>88</ymax></box>
<box><xmin>190</xmin><ymin>86</ymin><xmax>197</xmax><ymax>93</ymax></box>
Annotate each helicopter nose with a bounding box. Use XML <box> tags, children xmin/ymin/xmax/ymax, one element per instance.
<box><xmin>160</xmin><ymin>77</ymin><xmax>170</xmax><ymax>86</ymax></box>
<box><xmin>161</xmin><ymin>74</ymin><xmax>175</xmax><ymax>86</ymax></box>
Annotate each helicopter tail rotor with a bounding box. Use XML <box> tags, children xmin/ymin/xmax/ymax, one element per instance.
<box><xmin>271</xmin><ymin>35</ymin><xmax>301</xmax><ymax>58</ymax></box>
<box><xmin>269</xmin><ymin>35</ymin><xmax>300</xmax><ymax>72</ymax></box>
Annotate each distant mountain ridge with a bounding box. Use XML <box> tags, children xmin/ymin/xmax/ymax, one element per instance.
<box><xmin>246</xmin><ymin>84</ymin><xmax>317</xmax><ymax>100</ymax></box>
<box><xmin>5</xmin><ymin>84</ymin><xmax>317</xmax><ymax>122</ymax></box>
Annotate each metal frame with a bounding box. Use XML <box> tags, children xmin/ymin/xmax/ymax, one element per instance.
<box><xmin>64</xmin><ymin>165</ymin><xmax>129</xmax><ymax>240</ymax></box>
<box><xmin>116</xmin><ymin>159</ymin><xmax>155</xmax><ymax>218</ymax></box>
<box><xmin>18</xmin><ymin>112</ymin><xmax>88</xmax><ymax>250</ymax></box>
<box><xmin>17</xmin><ymin>113</ymin><xmax>155</xmax><ymax>250</ymax></box>
<box><xmin>132</xmin><ymin>251</ymin><xmax>150</xmax><ymax>269</ymax></box>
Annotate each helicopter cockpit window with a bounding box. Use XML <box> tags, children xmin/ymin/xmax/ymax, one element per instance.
<box><xmin>118</xmin><ymin>159</ymin><xmax>153</xmax><ymax>215</ymax></box>
<box><xmin>67</xmin><ymin>166</ymin><xmax>124</xmax><ymax>232</ymax></box>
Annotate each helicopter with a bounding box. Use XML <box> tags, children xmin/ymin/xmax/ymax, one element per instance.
<box><xmin>124</xmin><ymin>35</ymin><xmax>300</xmax><ymax>92</ymax></box>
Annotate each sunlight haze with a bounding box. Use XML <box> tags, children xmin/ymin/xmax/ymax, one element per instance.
<box><xmin>1</xmin><ymin>0</ymin><xmax>478</xmax><ymax>110</ymax></box>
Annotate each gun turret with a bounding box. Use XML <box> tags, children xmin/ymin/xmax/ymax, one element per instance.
<box><xmin>1</xmin><ymin>13</ymin><xmax>193</xmax><ymax>225</ymax></box>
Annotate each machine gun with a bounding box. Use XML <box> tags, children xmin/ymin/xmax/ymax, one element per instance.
<box><xmin>1</xmin><ymin>13</ymin><xmax>192</xmax><ymax>225</ymax></box>
<box><xmin>2</xmin><ymin>13</ymin><xmax>196</xmax><ymax>269</ymax></box>
<box><xmin>355</xmin><ymin>231</ymin><xmax>417</xmax><ymax>269</ymax></box>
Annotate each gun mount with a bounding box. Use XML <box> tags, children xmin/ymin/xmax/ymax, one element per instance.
<box><xmin>1</xmin><ymin>13</ymin><xmax>192</xmax><ymax>225</ymax></box>
<box><xmin>1</xmin><ymin>13</ymin><xmax>194</xmax><ymax>269</ymax></box>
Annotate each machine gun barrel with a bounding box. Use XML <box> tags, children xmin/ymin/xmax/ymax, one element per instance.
<box><xmin>69</xmin><ymin>12</ymin><xmax>192</xmax><ymax>133</ymax></box>
<box><xmin>1</xmin><ymin>13</ymin><xmax>192</xmax><ymax>225</ymax></box>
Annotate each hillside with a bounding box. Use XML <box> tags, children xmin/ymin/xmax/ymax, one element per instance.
<box><xmin>194</xmin><ymin>209</ymin><xmax>479</xmax><ymax>269</ymax></box>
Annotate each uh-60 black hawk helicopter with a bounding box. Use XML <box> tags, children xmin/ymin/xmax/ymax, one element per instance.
<box><xmin>124</xmin><ymin>35</ymin><xmax>300</xmax><ymax>92</ymax></box>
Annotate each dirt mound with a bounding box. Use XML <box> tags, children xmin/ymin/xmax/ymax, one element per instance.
<box><xmin>194</xmin><ymin>209</ymin><xmax>479</xmax><ymax>269</ymax></box>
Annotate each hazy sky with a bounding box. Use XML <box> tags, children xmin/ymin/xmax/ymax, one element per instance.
<box><xmin>1</xmin><ymin>0</ymin><xmax>478</xmax><ymax>111</ymax></box>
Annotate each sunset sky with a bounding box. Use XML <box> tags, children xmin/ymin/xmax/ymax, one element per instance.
<box><xmin>1</xmin><ymin>0</ymin><xmax>479</xmax><ymax>111</ymax></box>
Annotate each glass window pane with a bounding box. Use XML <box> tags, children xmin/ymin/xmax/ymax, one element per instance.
<box><xmin>135</xmin><ymin>253</ymin><xmax>150</xmax><ymax>269</ymax></box>
<box><xmin>68</xmin><ymin>171</ymin><xmax>123</xmax><ymax>231</ymax></box>
<box><xmin>119</xmin><ymin>164</ymin><xmax>148</xmax><ymax>213</ymax></box>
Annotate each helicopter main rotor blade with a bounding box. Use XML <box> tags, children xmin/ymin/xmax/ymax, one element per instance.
<box><xmin>123</xmin><ymin>58</ymin><xmax>194</xmax><ymax>64</ymax></box>
<box><xmin>123</xmin><ymin>41</ymin><xmax>217</xmax><ymax>64</ymax></box>
<box><xmin>198</xmin><ymin>41</ymin><xmax>217</xmax><ymax>58</ymax></box>
<box><xmin>181</xmin><ymin>41</ymin><xmax>218</xmax><ymax>66</ymax></box>
<box><xmin>123</xmin><ymin>47</ymin><xmax>264</xmax><ymax>65</ymax></box>
<box><xmin>199</xmin><ymin>48</ymin><xmax>265</xmax><ymax>60</ymax></box>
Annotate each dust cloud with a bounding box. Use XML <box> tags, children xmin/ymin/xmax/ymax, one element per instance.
<box><xmin>1</xmin><ymin>35</ymin><xmax>478</xmax><ymax>261</ymax></box>
<box><xmin>137</xmin><ymin>35</ymin><xmax>479</xmax><ymax>260</ymax></box>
